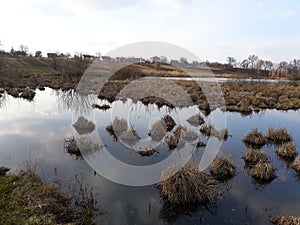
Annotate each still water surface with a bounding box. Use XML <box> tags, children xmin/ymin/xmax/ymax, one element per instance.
<box><xmin>0</xmin><ymin>88</ymin><xmax>299</xmax><ymax>225</ymax></box>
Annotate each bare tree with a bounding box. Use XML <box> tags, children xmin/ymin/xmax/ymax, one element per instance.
<box><xmin>160</xmin><ymin>56</ymin><xmax>168</xmax><ymax>63</ymax></box>
<box><xmin>19</xmin><ymin>44</ymin><xmax>28</xmax><ymax>53</ymax></box>
<box><xmin>241</xmin><ymin>59</ymin><xmax>250</xmax><ymax>69</ymax></box>
<box><xmin>226</xmin><ymin>57</ymin><xmax>236</xmax><ymax>67</ymax></box>
<box><xmin>248</xmin><ymin>54</ymin><xmax>258</xmax><ymax>69</ymax></box>
<box><xmin>278</xmin><ymin>61</ymin><xmax>288</xmax><ymax>77</ymax></box>
<box><xmin>263</xmin><ymin>60</ymin><xmax>273</xmax><ymax>71</ymax></box>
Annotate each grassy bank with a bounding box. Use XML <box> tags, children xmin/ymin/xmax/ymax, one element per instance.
<box><xmin>0</xmin><ymin>167</ymin><xmax>96</xmax><ymax>225</ymax></box>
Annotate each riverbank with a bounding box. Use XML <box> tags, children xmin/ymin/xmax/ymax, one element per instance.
<box><xmin>0</xmin><ymin>167</ymin><xmax>96</xmax><ymax>225</ymax></box>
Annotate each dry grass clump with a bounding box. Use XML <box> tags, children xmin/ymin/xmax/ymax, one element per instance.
<box><xmin>149</xmin><ymin>119</ymin><xmax>167</xmax><ymax>142</ymax></box>
<box><xmin>196</xmin><ymin>141</ymin><xmax>206</xmax><ymax>148</ymax></box>
<box><xmin>156</xmin><ymin>166</ymin><xmax>218</xmax><ymax>205</ymax></box>
<box><xmin>20</xmin><ymin>88</ymin><xmax>36</xmax><ymax>101</ymax></box>
<box><xmin>292</xmin><ymin>157</ymin><xmax>300</xmax><ymax>174</ymax></box>
<box><xmin>186</xmin><ymin>114</ymin><xmax>204</xmax><ymax>127</ymax></box>
<box><xmin>137</xmin><ymin>148</ymin><xmax>156</xmax><ymax>157</ymax></box>
<box><xmin>73</xmin><ymin>116</ymin><xmax>96</xmax><ymax>134</ymax></box>
<box><xmin>242</xmin><ymin>148</ymin><xmax>268</xmax><ymax>166</ymax></box>
<box><xmin>200</xmin><ymin>124</ymin><xmax>228</xmax><ymax>140</ymax></box>
<box><xmin>119</xmin><ymin>128</ymin><xmax>141</xmax><ymax>146</ymax></box>
<box><xmin>111</xmin><ymin>117</ymin><xmax>128</xmax><ymax>136</ymax></box>
<box><xmin>243</xmin><ymin>129</ymin><xmax>267</xmax><ymax>148</ymax></box>
<box><xmin>209</xmin><ymin>156</ymin><xmax>236</xmax><ymax>179</ymax></box>
<box><xmin>6</xmin><ymin>88</ymin><xmax>19</xmax><ymax>98</ymax></box>
<box><xmin>276</xmin><ymin>142</ymin><xmax>298</xmax><ymax>160</ymax></box>
<box><xmin>271</xmin><ymin>216</ymin><xmax>300</xmax><ymax>225</ymax></box>
<box><xmin>64</xmin><ymin>136</ymin><xmax>80</xmax><ymax>156</ymax></box>
<box><xmin>92</xmin><ymin>103</ymin><xmax>111</xmax><ymax>110</ymax></box>
<box><xmin>0</xmin><ymin>167</ymin><xmax>10</xmax><ymax>176</ymax></box>
<box><xmin>162</xmin><ymin>115</ymin><xmax>176</xmax><ymax>132</ymax></box>
<box><xmin>252</xmin><ymin>161</ymin><xmax>277</xmax><ymax>181</ymax></box>
<box><xmin>266</xmin><ymin>127</ymin><xmax>292</xmax><ymax>145</ymax></box>
<box><xmin>76</xmin><ymin>136</ymin><xmax>102</xmax><ymax>157</ymax></box>
<box><xmin>166</xmin><ymin>126</ymin><xmax>186</xmax><ymax>150</ymax></box>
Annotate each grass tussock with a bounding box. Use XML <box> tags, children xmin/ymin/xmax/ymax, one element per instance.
<box><xmin>0</xmin><ymin>170</ymin><xmax>96</xmax><ymax>225</ymax></box>
<box><xmin>162</xmin><ymin>115</ymin><xmax>176</xmax><ymax>132</ymax></box>
<box><xmin>166</xmin><ymin>126</ymin><xmax>186</xmax><ymax>150</ymax></box>
<box><xmin>186</xmin><ymin>114</ymin><xmax>204</xmax><ymax>127</ymax></box>
<box><xmin>156</xmin><ymin>166</ymin><xmax>218</xmax><ymax>205</ymax></box>
<box><xmin>242</xmin><ymin>148</ymin><xmax>268</xmax><ymax>166</ymax></box>
<box><xmin>209</xmin><ymin>156</ymin><xmax>236</xmax><ymax>180</ymax></box>
<box><xmin>271</xmin><ymin>216</ymin><xmax>300</xmax><ymax>225</ymax></box>
<box><xmin>149</xmin><ymin>119</ymin><xmax>167</xmax><ymax>142</ymax></box>
<box><xmin>64</xmin><ymin>136</ymin><xmax>80</xmax><ymax>156</ymax></box>
<box><xmin>92</xmin><ymin>103</ymin><xmax>111</xmax><ymax>110</ymax></box>
<box><xmin>292</xmin><ymin>157</ymin><xmax>300</xmax><ymax>174</ymax></box>
<box><xmin>252</xmin><ymin>161</ymin><xmax>277</xmax><ymax>182</ymax></box>
<box><xmin>266</xmin><ymin>127</ymin><xmax>292</xmax><ymax>145</ymax></box>
<box><xmin>119</xmin><ymin>128</ymin><xmax>141</xmax><ymax>146</ymax></box>
<box><xmin>275</xmin><ymin>142</ymin><xmax>298</xmax><ymax>159</ymax></box>
<box><xmin>137</xmin><ymin>148</ymin><xmax>156</xmax><ymax>157</ymax></box>
<box><xmin>200</xmin><ymin>124</ymin><xmax>228</xmax><ymax>140</ymax></box>
<box><xmin>243</xmin><ymin>129</ymin><xmax>266</xmax><ymax>148</ymax></box>
<box><xmin>73</xmin><ymin>116</ymin><xmax>96</xmax><ymax>134</ymax></box>
<box><xmin>0</xmin><ymin>167</ymin><xmax>10</xmax><ymax>176</ymax></box>
<box><xmin>20</xmin><ymin>88</ymin><xmax>36</xmax><ymax>101</ymax></box>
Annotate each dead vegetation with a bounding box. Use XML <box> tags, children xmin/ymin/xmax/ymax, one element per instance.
<box><xmin>20</xmin><ymin>88</ymin><xmax>36</xmax><ymax>101</ymax></box>
<box><xmin>242</xmin><ymin>148</ymin><xmax>268</xmax><ymax>166</ymax></box>
<box><xmin>64</xmin><ymin>136</ymin><xmax>80</xmax><ymax>156</ymax></box>
<box><xmin>251</xmin><ymin>161</ymin><xmax>277</xmax><ymax>182</ymax></box>
<box><xmin>200</xmin><ymin>124</ymin><xmax>229</xmax><ymax>140</ymax></box>
<box><xmin>276</xmin><ymin>142</ymin><xmax>298</xmax><ymax>160</ymax></box>
<box><xmin>243</xmin><ymin>128</ymin><xmax>267</xmax><ymax>148</ymax></box>
<box><xmin>166</xmin><ymin>126</ymin><xmax>186</xmax><ymax>150</ymax></box>
<box><xmin>156</xmin><ymin>166</ymin><xmax>218</xmax><ymax>205</ymax></box>
<box><xmin>92</xmin><ymin>103</ymin><xmax>111</xmax><ymax>110</ymax></box>
<box><xmin>271</xmin><ymin>216</ymin><xmax>300</xmax><ymax>225</ymax></box>
<box><xmin>119</xmin><ymin>128</ymin><xmax>141</xmax><ymax>146</ymax></box>
<box><xmin>149</xmin><ymin>119</ymin><xmax>167</xmax><ymax>142</ymax></box>
<box><xmin>292</xmin><ymin>157</ymin><xmax>300</xmax><ymax>174</ymax></box>
<box><xmin>0</xmin><ymin>169</ymin><xmax>96</xmax><ymax>225</ymax></box>
<box><xmin>186</xmin><ymin>114</ymin><xmax>204</xmax><ymax>127</ymax></box>
<box><xmin>73</xmin><ymin>116</ymin><xmax>96</xmax><ymax>134</ymax></box>
<box><xmin>266</xmin><ymin>127</ymin><xmax>292</xmax><ymax>145</ymax></box>
<box><xmin>209</xmin><ymin>156</ymin><xmax>236</xmax><ymax>180</ymax></box>
<box><xmin>137</xmin><ymin>148</ymin><xmax>156</xmax><ymax>157</ymax></box>
<box><xmin>162</xmin><ymin>115</ymin><xmax>176</xmax><ymax>132</ymax></box>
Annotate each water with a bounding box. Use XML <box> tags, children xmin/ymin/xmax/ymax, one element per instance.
<box><xmin>0</xmin><ymin>88</ymin><xmax>300</xmax><ymax>225</ymax></box>
<box><xmin>155</xmin><ymin>76</ymin><xmax>297</xmax><ymax>83</ymax></box>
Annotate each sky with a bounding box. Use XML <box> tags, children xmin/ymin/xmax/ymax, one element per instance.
<box><xmin>0</xmin><ymin>0</ymin><xmax>299</xmax><ymax>63</ymax></box>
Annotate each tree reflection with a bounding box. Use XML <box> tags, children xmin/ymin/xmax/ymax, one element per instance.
<box><xmin>55</xmin><ymin>89</ymin><xmax>97</xmax><ymax>115</ymax></box>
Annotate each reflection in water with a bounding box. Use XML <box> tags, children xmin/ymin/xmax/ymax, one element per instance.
<box><xmin>0</xmin><ymin>88</ymin><xmax>300</xmax><ymax>224</ymax></box>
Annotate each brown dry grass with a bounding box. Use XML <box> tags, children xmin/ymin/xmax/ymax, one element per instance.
<box><xmin>266</xmin><ymin>127</ymin><xmax>292</xmax><ymax>145</ymax></box>
<box><xmin>209</xmin><ymin>156</ymin><xmax>236</xmax><ymax>179</ymax></box>
<box><xmin>292</xmin><ymin>157</ymin><xmax>300</xmax><ymax>174</ymax></box>
<box><xmin>162</xmin><ymin>115</ymin><xmax>176</xmax><ymax>132</ymax></box>
<box><xmin>200</xmin><ymin>124</ymin><xmax>228</xmax><ymax>140</ymax></box>
<box><xmin>243</xmin><ymin>129</ymin><xmax>267</xmax><ymax>148</ymax></box>
<box><xmin>243</xmin><ymin>148</ymin><xmax>268</xmax><ymax>166</ymax></box>
<box><xmin>149</xmin><ymin>119</ymin><xmax>167</xmax><ymax>142</ymax></box>
<box><xmin>166</xmin><ymin>126</ymin><xmax>186</xmax><ymax>150</ymax></box>
<box><xmin>271</xmin><ymin>216</ymin><xmax>300</xmax><ymax>225</ymax></box>
<box><xmin>64</xmin><ymin>136</ymin><xmax>80</xmax><ymax>156</ymax></box>
<box><xmin>186</xmin><ymin>114</ymin><xmax>205</xmax><ymax>127</ymax></box>
<box><xmin>252</xmin><ymin>161</ymin><xmax>277</xmax><ymax>181</ymax></box>
<box><xmin>276</xmin><ymin>142</ymin><xmax>298</xmax><ymax>159</ymax></box>
<box><xmin>156</xmin><ymin>166</ymin><xmax>218</xmax><ymax>205</ymax></box>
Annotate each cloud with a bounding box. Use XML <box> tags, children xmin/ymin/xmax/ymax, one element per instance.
<box><xmin>282</xmin><ymin>9</ymin><xmax>298</xmax><ymax>20</ymax></box>
<box><xmin>151</xmin><ymin>0</ymin><xmax>183</xmax><ymax>9</ymax></box>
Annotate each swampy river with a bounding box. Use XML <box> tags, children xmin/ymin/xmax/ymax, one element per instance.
<box><xmin>0</xmin><ymin>87</ymin><xmax>300</xmax><ymax>225</ymax></box>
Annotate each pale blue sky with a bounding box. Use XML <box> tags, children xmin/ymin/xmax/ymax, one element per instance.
<box><xmin>0</xmin><ymin>0</ymin><xmax>299</xmax><ymax>62</ymax></box>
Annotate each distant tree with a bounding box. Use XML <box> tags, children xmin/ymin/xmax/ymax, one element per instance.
<box><xmin>263</xmin><ymin>60</ymin><xmax>273</xmax><ymax>71</ymax></box>
<box><xmin>160</xmin><ymin>56</ymin><xmax>168</xmax><ymax>63</ymax></box>
<box><xmin>95</xmin><ymin>52</ymin><xmax>101</xmax><ymax>60</ymax></box>
<box><xmin>35</xmin><ymin>51</ymin><xmax>42</xmax><ymax>57</ymax></box>
<box><xmin>256</xmin><ymin>59</ymin><xmax>264</xmax><ymax>75</ymax></box>
<box><xmin>226</xmin><ymin>57</ymin><xmax>236</xmax><ymax>67</ymax></box>
<box><xmin>179</xmin><ymin>57</ymin><xmax>188</xmax><ymax>67</ymax></box>
<box><xmin>65</xmin><ymin>52</ymin><xmax>71</xmax><ymax>58</ymax></box>
<box><xmin>10</xmin><ymin>47</ymin><xmax>15</xmax><ymax>55</ymax></box>
<box><xmin>241</xmin><ymin>59</ymin><xmax>250</xmax><ymax>69</ymax></box>
<box><xmin>278</xmin><ymin>61</ymin><xmax>288</xmax><ymax>77</ymax></box>
<box><xmin>248</xmin><ymin>54</ymin><xmax>258</xmax><ymax>69</ymax></box>
<box><xmin>19</xmin><ymin>44</ymin><xmax>28</xmax><ymax>53</ymax></box>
